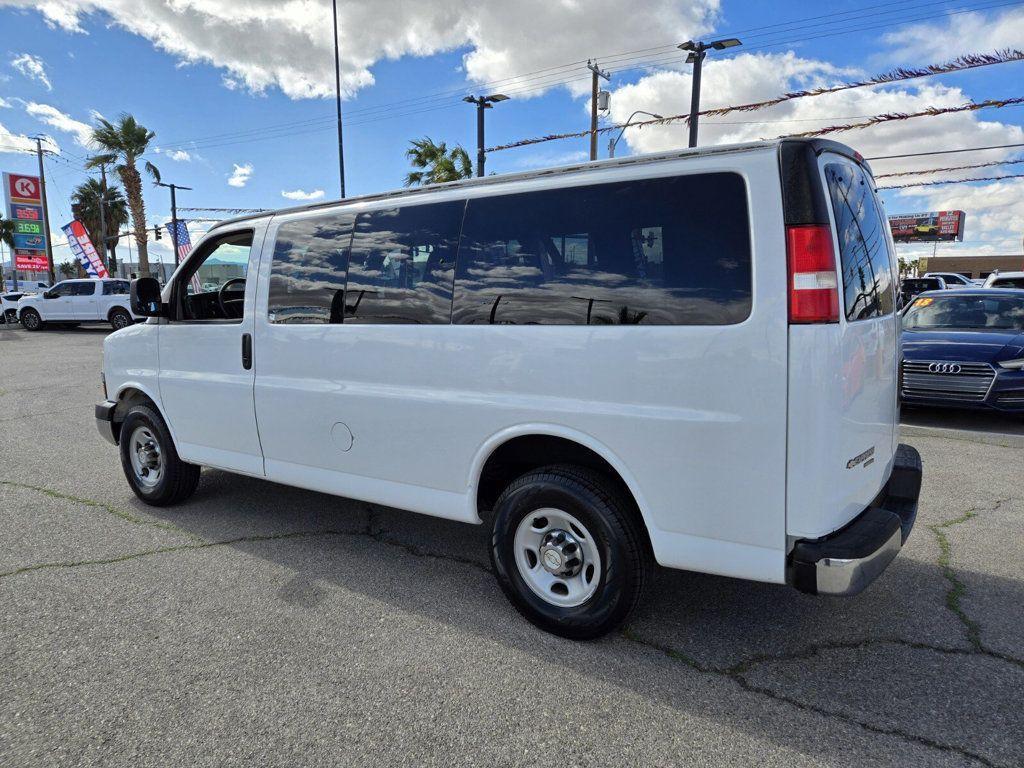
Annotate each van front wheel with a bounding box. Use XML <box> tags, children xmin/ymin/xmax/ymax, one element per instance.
<box><xmin>118</xmin><ymin>403</ymin><xmax>201</xmax><ymax>506</ymax></box>
<box><xmin>490</xmin><ymin>465</ymin><xmax>651</xmax><ymax>640</ymax></box>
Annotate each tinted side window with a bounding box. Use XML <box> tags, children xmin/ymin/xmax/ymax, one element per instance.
<box><xmin>71</xmin><ymin>282</ymin><xmax>96</xmax><ymax>296</ymax></box>
<box><xmin>268</xmin><ymin>215</ymin><xmax>355</xmax><ymax>324</ymax></box>
<box><xmin>824</xmin><ymin>162</ymin><xmax>894</xmax><ymax>321</ymax></box>
<box><xmin>345</xmin><ymin>201</ymin><xmax>463</xmax><ymax>325</ymax></box>
<box><xmin>49</xmin><ymin>282</ymin><xmax>73</xmax><ymax>297</ymax></box>
<box><xmin>103</xmin><ymin>280</ymin><xmax>129</xmax><ymax>295</ymax></box>
<box><xmin>453</xmin><ymin>174</ymin><xmax>751</xmax><ymax>325</ymax></box>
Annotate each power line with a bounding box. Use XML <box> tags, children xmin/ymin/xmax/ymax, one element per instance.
<box><xmin>879</xmin><ymin>172</ymin><xmax>1024</xmax><ymax>188</ymax></box>
<box><xmin>875</xmin><ymin>157</ymin><xmax>1024</xmax><ymax>177</ymax></box>
<box><xmin>867</xmin><ymin>141</ymin><xmax>1024</xmax><ymax>160</ymax></box>
<box><xmin>153</xmin><ymin>0</ymin><xmax>1023</xmax><ymax>154</ymax></box>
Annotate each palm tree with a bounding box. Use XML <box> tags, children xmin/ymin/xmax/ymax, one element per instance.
<box><xmin>87</xmin><ymin>114</ymin><xmax>160</xmax><ymax>276</ymax></box>
<box><xmin>404</xmin><ymin>137</ymin><xmax>473</xmax><ymax>186</ymax></box>
<box><xmin>71</xmin><ymin>178</ymin><xmax>129</xmax><ymax>273</ymax></box>
<box><xmin>0</xmin><ymin>214</ymin><xmax>15</xmax><ymax>292</ymax></box>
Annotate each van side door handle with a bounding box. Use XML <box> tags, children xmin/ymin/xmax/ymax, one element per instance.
<box><xmin>241</xmin><ymin>333</ymin><xmax>252</xmax><ymax>370</ymax></box>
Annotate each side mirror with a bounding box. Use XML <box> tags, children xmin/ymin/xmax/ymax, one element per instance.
<box><xmin>130</xmin><ymin>277</ymin><xmax>164</xmax><ymax>317</ymax></box>
<box><xmin>42</xmin><ymin>290</ymin><xmax>55</xmax><ymax>299</ymax></box>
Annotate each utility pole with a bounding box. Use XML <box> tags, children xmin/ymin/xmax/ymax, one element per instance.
<box><xmin>587</xmin><ymin>60</ymin><xmax>610</xmax><ymax>161</ymax></box>
<box><xmin>155</xmin><ymin>181</ymin><xmax>192</xmax><ymax>266</ymax></box>
<box><xmin>678</xmin><ymin>38</ymin><xmax>742</xmax><ymax>148</ymax></box>
<box><xmin>463</xmin><ymin>94</ymin><xmax>510</xmax><ymax>177</ymax></box>
<box><xmin>34</xmin><ymin>137</ymin><xmax>56</xmax><ymax>286</ymax></box>
<box><xmin>332</xmin><ymin>0</ymin><xmax>346</xmax><ymax>198</ymax></box>
<box><xmin>97</xmin><ymin>164</ymin><xmax>110</xmax><ymax>274</ymax></box>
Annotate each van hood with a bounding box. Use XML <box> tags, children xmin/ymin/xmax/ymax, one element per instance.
<box><xmin>902</xmin><ymin>329</ymin><xmax>1024</xmax><ymax>364</ymax></box>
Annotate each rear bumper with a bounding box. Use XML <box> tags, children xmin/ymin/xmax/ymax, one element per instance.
<box><xmin>790</xmin><ymin>443</ymin><xmax>922</xmax><ymax>596</ymax></box>
<box><xmin>95</xmin><ymin>400</ymin><xmax>118</xmax><ymax>445</ymax></box>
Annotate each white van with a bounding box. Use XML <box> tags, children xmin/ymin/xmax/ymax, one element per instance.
<box><xmin>96</xmin><ymin>139</ymin><xmax>922</xmax><ymax>638</ymax></box>
<box><xmin>18</xmin><ymin>278</ymin><xmax>138</xmax><ymax>330</ymax></box>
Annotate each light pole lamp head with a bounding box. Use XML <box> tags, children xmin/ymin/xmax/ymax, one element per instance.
<box><xmin>710</xmin><ymin>37</ymin><xmax>742</xmax><ymax>50</ymax></box>
<box><xmin>484</xmin><ymin>94</ymin><xmax>509</xmax><ymax>104</ymax></box>
<box><xmin>678</xmin><ymin>40</ymin><xmax>698</xmax><ymax>52</ymax></box>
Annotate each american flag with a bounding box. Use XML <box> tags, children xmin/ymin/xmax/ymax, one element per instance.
<box><xmin>166</xmin><ymin>220</ymin><xmax>202</xmax><ymax>293</ymax></box>
<box><xmin>166</xmin><ymin>220</ymin><xmax>193</xmax><ymax>262</ymax></box>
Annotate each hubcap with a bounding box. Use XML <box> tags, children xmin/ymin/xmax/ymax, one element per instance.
<box><xmin>513</xmin><ymin>509</ymin><xmax>601</xmax><ymax>608</ymax></box>
<box><xmin>128</xmin><ymin>425</ymin><xmax>163</xmax><ymax>489</ymax></box>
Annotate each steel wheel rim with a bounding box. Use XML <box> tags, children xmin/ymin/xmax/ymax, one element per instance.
<box><xmin>128</xmin><ymin>425</ymin><xmax>163</xmax><ymax>489</ymax></box>
<box><xmin>513</xmin><ymin>508</ymin><xmax>602</xmax><ymax>608</ymax></box>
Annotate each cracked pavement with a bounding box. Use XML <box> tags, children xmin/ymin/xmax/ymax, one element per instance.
<box><xmin>1</xmin><ymin>328</ymin><xmax>1022</xmax><ymax>767</ymax></box>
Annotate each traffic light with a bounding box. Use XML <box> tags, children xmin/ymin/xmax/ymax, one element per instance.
<box><xmin>154</xmin><ymin>225</ymin><xmax>162</xmax><ymax>240</ymax></box>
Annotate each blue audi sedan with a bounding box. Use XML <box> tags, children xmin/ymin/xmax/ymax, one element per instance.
<box><xmin>901</xmin><ymin>289</ymin><xmax>1024</xmax><ymax>412</ymax></box>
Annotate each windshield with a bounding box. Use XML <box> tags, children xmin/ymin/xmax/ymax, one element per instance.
<box><xmin>903</xmin><ymin>294</ymin><xmax>1024</xmax><ymax>331</ymax></box>
<box><xmin>990</xmin><ymin>277</ymin><xmax>1024</xmax><ymax>289</ymax></box>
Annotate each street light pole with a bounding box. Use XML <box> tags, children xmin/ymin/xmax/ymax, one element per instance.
<box><xmin>463</xmin><ymin>94</ymin><xmax>510</xmax><ymax>178</ymax></box>
<box><xmin>332</xmin><ymin>0</ymin><xmax>346</xmax><ymax>198</ymax></box>
<box><xmin>155</xmin><ymin>181</ymin><xmax>192</xmax><ymax>267</ymax></box>
<box><xmin>678</xmin><ymin>38</ymin><xmax>742</xmax><ymax>148</ymax></box>
<box><xmin>608</xmin><ymin>110</ymin><xmax>664</xmax><ymax>158</ymax></box>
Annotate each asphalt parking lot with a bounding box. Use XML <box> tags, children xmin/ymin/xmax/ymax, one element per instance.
<box><xmin>1</xmin><ymin>324</ymin><xmax>1022</xmax><ymax>768</ymax></box>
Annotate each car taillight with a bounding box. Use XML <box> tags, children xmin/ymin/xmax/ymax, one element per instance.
<box><xmin>787</xmin><ymin>224</ymin><xmax>839</xmax><ymax>324</ymax></box>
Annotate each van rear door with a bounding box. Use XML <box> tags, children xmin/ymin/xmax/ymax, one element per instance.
<box><xmin>784</xmin><ymin>142</ymin><xmax>899</xmax><ymax>539</ymax></box>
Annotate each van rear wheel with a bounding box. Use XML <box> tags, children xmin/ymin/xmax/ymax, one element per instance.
<box><xmin>490</xmin><ymin>465</ymin><xmax>651</xmax><ymax>640</ymax></box>
<box><xmin>118</xmin><ymin>403</ymin><xmax>201</xmax><ymax>506</ymax></box>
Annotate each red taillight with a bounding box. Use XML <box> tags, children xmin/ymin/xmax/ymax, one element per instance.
<box><xmin>787</xmin><ymin>224</ymin><xmax>839</xmax><ymax>324</ymax></box>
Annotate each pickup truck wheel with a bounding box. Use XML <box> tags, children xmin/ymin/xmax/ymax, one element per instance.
<box><xmin>20</xmin><ymin>308</ymin><xmax>42</xmax><ymax>331</ymax></box>
<box><xmin>119</xmin><ymin>403</ymin><xmax>201</xmax><ymax>506</ymax></box>
<box><xmin>109</xmin><ymin>308</ymin><xmax>132</xmax><ymax>330</ymax></box>
<box><xmin>490</xmin><ymin>465</ymin><xmax>651</xmax><ymax>640</ymax></box>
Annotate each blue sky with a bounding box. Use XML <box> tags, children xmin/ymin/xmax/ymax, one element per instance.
<box><xmin>1</xmin><ymin>0</ymin><xmax>1023</xmax><ymax>269</ymax></box>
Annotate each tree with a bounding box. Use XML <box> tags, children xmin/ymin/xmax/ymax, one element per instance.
<box><xmin>404</xmin><ymin>137</ymin><xmax>473</xmax><ymax>186</ymax></box>
<box><xmin>59</xmin><ymin>260</ymin><xmax>77</xmax><ymax>278</ymax></box>
<box><xmin>0</xmin><ymin>214</ymin><xmax>14</xmax><ymax>291</ymax></box>
<box><xmin>71</xmin><ymin>178</ymin><xmax>129</xmax><ymax>272</ymax></box>
<box><xmin>87</xmin><ymin>114</ymin><xmax>160</xmax><ymax>277</ymax></box>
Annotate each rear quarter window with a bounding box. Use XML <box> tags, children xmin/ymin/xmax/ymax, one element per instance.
<box><xmin>824</xmin><ymin>162</ymin><xmax>895</xmax><ymax>321</ymax></box>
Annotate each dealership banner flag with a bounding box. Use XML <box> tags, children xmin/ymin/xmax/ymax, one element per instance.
<box><xmin>62</xmin><ymin>220</ymin><xmax>109</xmax><ymax>278</ymax></box>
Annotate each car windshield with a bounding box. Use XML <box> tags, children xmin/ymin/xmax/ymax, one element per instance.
<box><xmin>903</xmin><ymin>294</ymin><xmax>1024</xmax><ymax>331</ymax></box>
<box><xmin>991</xmin><ymin>277</ymin><xmax>1024</xmax><ymax>289</ymax></box>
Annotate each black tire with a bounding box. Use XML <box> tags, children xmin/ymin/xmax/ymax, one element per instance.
<box><xmin>20</xmin><ymin>308</ymin><xmax>42</xmax><ymax>331</ymax></box>
<box><xmin>490</xmin><ymin>465</ymin><xmax>652</xmax><ymax>640</ymax></box>
<box><xmin>118</xmin><ymin>403</ymin><xmax>201</xmax><ymax>506</ymax></box>
<box><xmin>109</xmin><ymin>308</ymin><xmax>132</xmax><ymax>330</ymax></box>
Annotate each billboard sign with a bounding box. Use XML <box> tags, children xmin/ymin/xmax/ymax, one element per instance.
<box><xmin>888</xmin><ymin>211</ymin><xmax>966</xmax><ymax>243</ymax></box>
<box><xmin>62</xmin><ymin>220</ymin><xmax>109</xmax><ymax>278</ymax></box>
<box><xmin>13</xmin><ymin>232</ymin><xmax>46</xmax><ymax>250</ymax></box>
<box><xmin>14</xmin><ymin>252</ymin><xmax>49</xmax><ymax>272</ymax></box>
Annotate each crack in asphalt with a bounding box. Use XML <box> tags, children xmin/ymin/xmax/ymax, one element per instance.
<box><xmin>0</xmin><ymin>480</ymin><xmax>204</xmax><ymax>542</ymax></box>
<box><xmin>3</xmin><ymin>482</ymin><xmax>1019</xmax><ymax>765</ymax></box>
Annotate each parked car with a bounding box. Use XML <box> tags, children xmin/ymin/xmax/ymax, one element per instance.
<box><xmin>901</xmin><ymin>288</ymin><xmax>1024</xmax><ymax>412</ymax></box>
<box><xmin>900</xmin><ymin>276</ymin><xmax>945</xmax><ymax>307</ymax></box>
<box><xmin>95</xmin><ymin>137</ymin><xmax>922</xmax><ymax>639</ymax></box>
<box><xmin>982</xmin><ymin>271</ymin><xmax>1024</xmax><ymax>289</ymax></box>
<box><xmin>17</xmin><ymin>278</ymin><xmax>139</xmax><ymax>331</ymax></box>
<box><xmin>1</xmin><ymin>292</ymin><xmax>26</xmax><ymax>324</ymax></box>
<box><xmin>923</xmin><ymin>271</ymin><xmax>972</xmax><ymax>288</ymax></box>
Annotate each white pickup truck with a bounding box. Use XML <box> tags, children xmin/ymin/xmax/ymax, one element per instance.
<box><xmin>17</xmin><ymin>278</ymin><xmax>140</xmax><ymax>331</ymax></box>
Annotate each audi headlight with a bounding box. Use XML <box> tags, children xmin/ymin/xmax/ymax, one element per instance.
<box><xmin>998</xmin><ymin>358</ymin><xmax>1024</xmax><ymax>370</ymax></box>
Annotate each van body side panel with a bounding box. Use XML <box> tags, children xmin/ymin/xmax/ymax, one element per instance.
<box><xmin>786</xmin><ymin>153</ymin><xmax>899</xmax><ymax>539</ymax></box>
<box><xmin>252</xmin><ymin>149</ymin><xmax>790</xmax><ymax>584</ymax></box>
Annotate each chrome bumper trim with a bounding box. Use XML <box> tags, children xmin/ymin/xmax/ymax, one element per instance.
<box><xmin>95</xmin><ymin>401</ymin><xmax>118</xmax><ymax>445</ymax></box>
<box><xmin>814</xmin><ymin>526</ymin><xmax>903</xmax><ymax>596</ymax></box>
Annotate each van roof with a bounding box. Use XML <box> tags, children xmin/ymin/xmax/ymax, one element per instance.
<box><xmin>209</xmin><ymin>137</ymin><xmax>864</xmax><ymax>233</ymax></box>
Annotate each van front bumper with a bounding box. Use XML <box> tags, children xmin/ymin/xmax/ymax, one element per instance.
<box><xmin>95</xmin><ymin>400</ymin><xmax>118</xmax><ymax>445</ymax></box>
<box><xmin>791</xmin><ymin>444</ymin><xmax>922</xmax><ymax>596</ymax></box>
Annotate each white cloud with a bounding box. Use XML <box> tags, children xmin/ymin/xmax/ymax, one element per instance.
<box><xmin>0</xmin><ymin>121</ymin><xmax>44</xmax><ymax>154</ymax></box>
<box><xmin>10</xmin><ymin>53</ymin><xmax>52</xmax><ymax>91</ymax></box>
<box><xmin>0</xmin><ymin>0</ymin><xmax>716</xmax><ymax>100</ymax></box>
<box><xmin>0</xmin><ymin>96</ymin><xmax>10</xmax><ymax>108</ymax></box>
<box><xmin>227</xmin><ymin>162</ymin><xmax>253</xmax><ymax>187</ymax></box>
<box><xmin>24</xmin><ymin>102</ymin><xmax>95</xmax><ymax>148</ymax></box>
<box><xmin>882</xmin><ymin>7</ymin><xmax>1024</xmax><ymax>62</ymax></box>
<box><xmin>155</xmin><ymin>147</ymin><xmax>192</xmax><ymax>162</ymax></box>
<box><xmin>281</xmin><ymin>188</ymin><xmax>324</xmax><ymax>201</ymax></box>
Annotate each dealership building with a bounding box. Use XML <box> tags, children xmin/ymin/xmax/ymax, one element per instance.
<box><xmin>917</xmin><ymin>254</ymin><xmax>1024</xmax><ymax>279</ymax></box>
